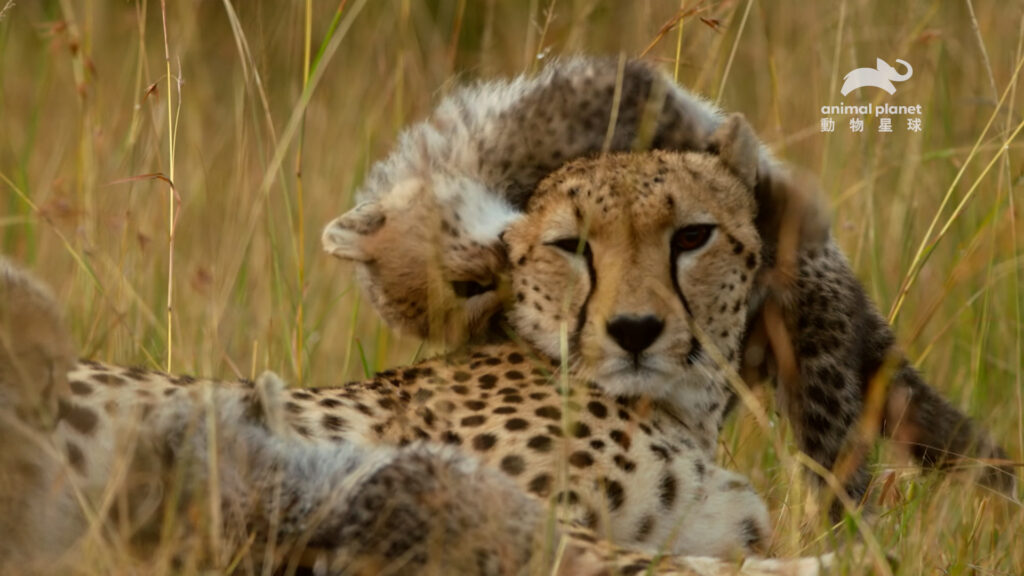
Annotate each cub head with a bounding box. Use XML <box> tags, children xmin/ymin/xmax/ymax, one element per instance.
<box><xmin>502</xmin><ymin>115</ymin><xmax>763</xmax><ymax>403</ymax></box>
<box><xmin>322</xmin><ymin>176</ymin><xmax>517</xmax><ymax>346</ymax></box>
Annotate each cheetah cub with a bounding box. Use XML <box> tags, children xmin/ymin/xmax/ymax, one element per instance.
<box><xmin>323</xmin><ymin>56</ymin><xmax>1015</xmax><ymax>513</ymax></box>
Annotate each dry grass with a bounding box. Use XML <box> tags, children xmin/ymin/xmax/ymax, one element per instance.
<box><xmin>1</xmin><ymin>0</ymin><xmax>1022</xmax><ymax>573</ymax></box>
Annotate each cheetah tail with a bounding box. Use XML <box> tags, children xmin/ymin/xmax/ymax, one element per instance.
<box><xmin>884</xmin><ymin>361</ymin><xmax>1018</xmax><ymax>498</ymax></box>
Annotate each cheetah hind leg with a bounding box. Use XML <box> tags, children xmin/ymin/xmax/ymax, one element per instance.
<box><xmin>138</xmin><ymin>370</ymin><xmax>553</xmax><ymax>575</ymax></box>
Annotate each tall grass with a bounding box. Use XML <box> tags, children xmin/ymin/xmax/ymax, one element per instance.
<box><xmin>1</xmin><ymin>1</ymin><xmax>1021</xmax><ymax>573</ymax></box>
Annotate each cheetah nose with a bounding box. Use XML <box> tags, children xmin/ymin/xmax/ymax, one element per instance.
<box><xmin>606</xmin><ymin>315</ymin><xmax>664</xmax><ymax>355</ymax></box>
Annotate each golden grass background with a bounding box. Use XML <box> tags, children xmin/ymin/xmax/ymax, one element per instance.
<box><xmin>1</xmin><ymin>0</ymin><xmax>1022</xmax><ymax>572</ymax></box>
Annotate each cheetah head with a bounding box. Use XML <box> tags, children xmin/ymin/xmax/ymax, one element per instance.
<box><xmin>322</xmin><ymin>176</ymin><xmax>517</xmax><ymax>346</ymax></box>
<box><xmin>502</xmin><ymin>115</ymin><xmax>763</xmax><ymax>404</ymax></box>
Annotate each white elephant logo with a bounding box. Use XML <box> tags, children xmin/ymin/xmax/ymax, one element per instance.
<box><xmin>840</xmin><ymin>58</ymin><xmax>913</xmax><ymax>96</ymax></box>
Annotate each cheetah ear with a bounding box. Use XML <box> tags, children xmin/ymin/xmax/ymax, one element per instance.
<box><xmin>708</xmin><ymin>113</ymin><xmax>759</xmax><ymax>189</ymax></box>
<box><xmin>321</xmin><ymin>201</ymin><xmax>386</xmax><ymax>263</ymax></box>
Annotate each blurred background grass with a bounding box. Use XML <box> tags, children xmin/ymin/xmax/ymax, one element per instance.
<box><xmin>1</xmin><ymin>0</ymin><xmax>1022</xmax><ymax>572</ymax></box>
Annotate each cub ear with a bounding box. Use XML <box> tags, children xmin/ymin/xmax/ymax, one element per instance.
<box><xmin>321</xmin><ymin>201</ymin><xmax>386</xmax><ymax>263</ymax></box>
<box><xmin>708</xmin><ymin>113</ymin><xmax>759</xmax><ymax>189</ymax></box>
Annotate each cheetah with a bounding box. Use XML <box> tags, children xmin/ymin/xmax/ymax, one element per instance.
<box><xmin>1</xmin><ymin>257</ymin><xmax>558</xmax><ymax>574</ymax></box>
<box><xmin>322</xmin><ymin>56</ymin><xmax>1016</xmax><ymax>513</ymax></box>
<box><xmin>0</xmin><ymin>130</ymin><xmax>859</xmax><ymax>574</ymax></box>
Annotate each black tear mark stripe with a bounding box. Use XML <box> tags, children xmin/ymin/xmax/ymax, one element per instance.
<box><xmin>669</xmin><ymin>244</ymin><xmax>694</xmax><ymax>317</ymax></box>
<box><xmin>570</xmin><ymin>243</ymin><xmax>597</xmax><ymax>353</ymax></box>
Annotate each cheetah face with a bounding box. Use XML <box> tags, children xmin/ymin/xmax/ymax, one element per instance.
<box><xmin>322</xmin><ymin>178</ymin><xmax>517</xmax><ymax>346</ymax></box>
<box><xmin>503</xmin><ymin>119</ymin><xmax>763</xmax><ymax>403</ymax></box>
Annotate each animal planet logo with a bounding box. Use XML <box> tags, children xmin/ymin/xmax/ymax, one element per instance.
<box><xmin>841</xmin><ymin>58</ymin><xmax>913</xmax><ymax>95</ymax></box>
<box><xmin>820</xmin><ymin>58</ymin><xmax>923</xmax><ymax>134</ymax></box>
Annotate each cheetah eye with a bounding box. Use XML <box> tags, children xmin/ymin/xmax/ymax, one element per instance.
<box><xmin>672</xmin><ymin>224</ymin><xmax>716</xmax><ymax>253</ymax></box>
<box><xmin>547</xmin><ymin>237</ymin><xmax>591</xmax><ymax>257</ymax></box>
<box><xmin>452</xmin><ymin>280</ymin><xmax>494</xmax><ymax>299</ymax></box>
